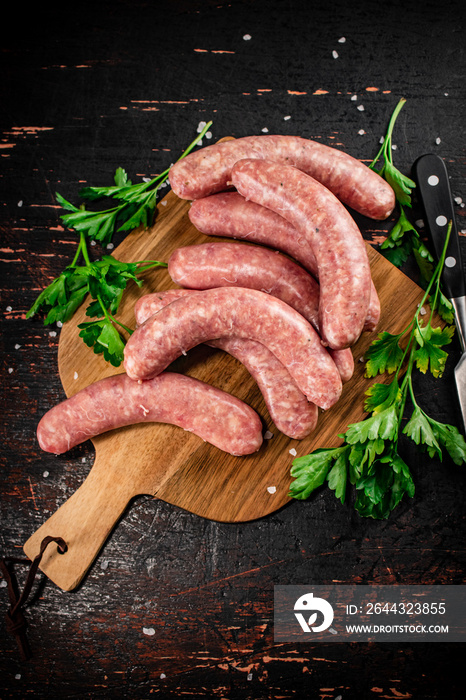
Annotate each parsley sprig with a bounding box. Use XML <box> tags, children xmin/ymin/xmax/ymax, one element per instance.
<box><xmin>27</xmin><ymin>121</ymin><xmax>213</xmax><ymax>365</ymax></box>
<box><xmin>369</xmin><ymin>98</ymin><xmax>435</xmax><ymax>283</ymax></box>
<box><xmin>289</xmin><ymin>223</ymin><xmax>466</xmax><ymax>519</ymax></box>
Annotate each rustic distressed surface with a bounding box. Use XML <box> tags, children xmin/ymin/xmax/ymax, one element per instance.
<box><xmin>1</xmin><ymin>0</ymin><xmax>466</xmax><ymax>698</ymax></box>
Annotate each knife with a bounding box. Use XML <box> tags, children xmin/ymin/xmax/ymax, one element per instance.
<box><xmin>413</xmin><ymin>153</ymin><xmax>466</xmax><ymax>434</ymax></box>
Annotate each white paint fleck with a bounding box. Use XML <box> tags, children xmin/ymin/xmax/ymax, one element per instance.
<box><xmin>261</xmin><ymin>127</ymin><xmax>269</xmax><ymax>133</ymax></box>
<box><xmin>43</xmin><ymin>471</ymin><xmax>49</xmax><ymax>478</ymax></box>
<box><xmin>264</xmin><ymin>430</ymin><xmax>273</xmax><ymax>440</ymax></box>
<box><xmin>357</xmin><ymin>104</ymin><xmax>365</xmax><ymax>111</ymax></box>
<box><xmin>17</xmin><ymin>200</ymin><xmax>23</xmax><ymax>207</ymax></box>
<box><xmin>243</xmin><ymin>34</ymin><xmax>252</xmax><ymax>40</ymax></box>
<box><xmin>15</xmin><ymin>343</ymin><xmax>21</xmax><ymax>349</ymax></box>
<box><xmin>332</xmin><ymin>50</ymin><xmax>339</xmax><ymax>59</ymax></box>
<box><xmin>289</xmin><ymin>448</ymin><xmax>297</xmax><ymax>456</ymax></box>
<box><xmin>267</xmin><ymin>486</ymin><xmax>277</xmax><ymax>494</ymax></box>
<box><xmin>143</xmin><ymin>627</ymin><xmax>156</xmax><ymax>636</ymax></box>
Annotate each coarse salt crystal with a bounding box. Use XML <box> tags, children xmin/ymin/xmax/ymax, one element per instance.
<box><xmin>18</xmin><ymin>200</ymin><xmax>23</xmax><ymax>207</ymax></box>
<box><xmin>90</xmin><ymin>240</ymin><xmax>96</xmax><ymax>246</ymax></box>
<box><xmin>100</xmin><ymin>560</ymin><xmax>109</xmax><ymax>570</ymax></box>
<box><xmin>57</xmin><ymin>320</ymin><xmax>63</xmax><ymax>328</ymax></box>
<box><xmin>332</xmin><ymin>50</ymin><xmax>339</xmax><ymax>59</ymax></box>
<box><xmin>338</xmin><ymin>37</ymin><xmax>346</xmax><ymax>43</ymax></box>
<box><xmin>161</xmin><ymin>200</ymin><xmax>167</xmax><ymax>206</ymax></box>
<box><xmin>415</xmin><ymin>219</ymin><xmax>424</xmax><ymax>228</ymax></box>
<box><xmin>49</xmin><ymin>330</ymin><xmax>57</xmax><ymax>337</ymax></box>
<box><xmin>262</xmin><ymin>127</ymin><xmax>269</xmax><ymax>133</ymax></box>
<box><xmin>15</xmin><ymin>343</ymin><xmax>21</xmax><ymax>349</ymax></box>
<box><xmin>264</xmin><ymin>430</ymin><xmax>273</xmax><ymax>439</ymax></box>
<box><xmin>243</xmin><ymin>34</ymin><xmax>252</xmax><ymax>40</ymax></box>
<box><xmin>15</xmin><ymin>674</ymin><xmax>21</xmax><ymax>680</ymax></box>
<box><xmin>420</xmin><ymin>306</ymin><xmax>427</xmax><ymax>315</ymax></box>
<box><xmin>8</xmin><ymin>368</ymin><xmax>13</xmax><ymax>374</ymax></box>
<box><xmin>350</xmin><ymin>94</ymin><xmax>357</xmax><ymax>101</ymax></box>
<box><xmin>267</xmin><ymin>486</ymin><xmax>276</xmax><ymax>494</ymax></box>
<box><xmin>143</xmin><ymin>627</ymin><xmax>156</xmax><ymax>636</ymax></box>
<box><xmin>357</xmin><ymin>104</ymin><xmax>364</xmax><ymax>111</ymax></box>
<box><xmin>197</xmin><ymin>121</ymin><xmax>207</xmax><ymax>133</ymax></box>
<box><xmin>160</xmin><ymin>672</ymin><xmax>166</xmax><ymax>678</ymax></box>
<box><xmin>358</xmin><ymin>129</ymin><xmax>365</xmax><ymax>135</ymax></box>
<box><xmin>436</xmin><ymin>137</ymin><xmax>441</xmax><ymax>145</ymax></box>
<box><xmin>6</xmin><ymin>306</ymin><xmax>12</xmax><ymax>312</ymax></box>
<box><xmin>247</xmin><ymin>673</ymin><xmax>253</xmax><ymax>680</ymax></box>
<box><xmin>107</xmin><ymin>243</ymin><xmax>114</xmax><ymax>250</ymax></box>
<box><xmin>74</xmin><ymin>371</ymin><xmax>79</xmax><ymax>380</ymax></box>
<box><xmin>0</xmin><ymin>580</ymin><xmax>7</xmax><ymax>588</ymax></box>
<box><xmin>289</xmin><ymin>448</ymin><xmax>297</xmax><ymax>456</ymax></box>
<box><xmin>454</xmin><ymin>197</ymin><xmax>463</xmax><ymax>205</ymax></box>
<box><xmin>43</xmin><ymin>471</ymin><xmax>49</xmax><ymax>478</ymax></box>
<box><xmin>284</xmin><ymin>115</ymin><xmax>291</xmax><ymax>120</ymax></box>
<box><xmin>205</xmin><ymin>131</ymin><xmax>212</xmax><ymax>139</ymax></box>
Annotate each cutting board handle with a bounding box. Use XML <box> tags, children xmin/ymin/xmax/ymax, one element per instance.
<box><xmin>23</xmin><ymin>457</ymin><xmax>136</xmax><ymax>591</ymax></box>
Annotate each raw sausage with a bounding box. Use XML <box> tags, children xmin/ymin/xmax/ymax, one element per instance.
<box><xmin>167</xmin><ymin>242</ymin><xmax>354</xmax><ymax>382</ymax></box>
<box><xmin>124</xmin><ymin>287</ymin><xmax>342</xmax><ymax>410</ymax></box>
<box><xmin>230</xmin><ymin>159</ymin><xmax>372</xmax><ymax>349</ymax></box>
<box><xmin>37</xmin><ymin>372</ymin><xmax>263</xmax><ymax>456</ymax></box>
<box><xmin>134</xmin><ymin>289</ymin><xmax>319</xmax><ymax>440</ymax></box>
<box><xmin>168</xmin><ymin>134</ymin><xmax>395</xmax><ymax>220</ymax></box>
<box><xmin>188</xmin><ymin>192</ymin><xmax>380</xmax><ymax>332</ymax></box>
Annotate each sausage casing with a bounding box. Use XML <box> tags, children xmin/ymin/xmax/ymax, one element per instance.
<box><xmin>37</xmin><ymin>372</ymin><xmax>263</xmax><ymax>456</ymax></box>
<box><xmin>135</xmin><ymin>289</ymin><xmax>319</xmax><ymax>440</ymax></box>
<box><xmin>169</xmin><ymin>134</ymin><xmax>395</xmax><ymax>220</ymax></box>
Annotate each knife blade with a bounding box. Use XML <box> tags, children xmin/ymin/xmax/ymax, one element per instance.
<box><xmin>413</xmin><ymin>153</ymin><xmax>466</xmax><ymax>434</ymax></box>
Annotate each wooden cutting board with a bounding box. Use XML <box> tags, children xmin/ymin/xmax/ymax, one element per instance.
<box><xmin>24</xmin><ymin>186</ymin><xmax>429</xmax><ymax>591</ymax></box>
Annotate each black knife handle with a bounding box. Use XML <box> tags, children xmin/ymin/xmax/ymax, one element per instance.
<box><xmin>413</xmin><ymin>153</ymin><xmax>465</xmax><ymax>299</ymax></box>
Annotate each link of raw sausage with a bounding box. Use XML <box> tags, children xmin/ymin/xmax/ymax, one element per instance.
<box><xmin>167</xmin><ymin>242</ymin><xmax>354</xmax><ymax>382</ymax></box>
<box><xmin>230</xmin><ymin>159</ymin><xmax>372</xmax><ymax>349</ymax></box>
<box><xmin>168</xmin><ymin>134</ymin><xmax>395</xmax><ymax>220</ymax></box>
<box><xmin>135</xmin><ymin>290</ymin><xmax>319</xmax><ymax>440</ymax></box>
<box><xmin>37</xmin><ymin>372</ymin><xmax>263</xmax><ymax>456</ymax></box>
<box><xmin>124</xmin><ymin>286</ymin><xmax>342</xmax><ymax>410</ymax></box>
<box><xmin>188</xmin><ymin>191</ymin><xmax>380</xmax><ymax>332</ymax></box>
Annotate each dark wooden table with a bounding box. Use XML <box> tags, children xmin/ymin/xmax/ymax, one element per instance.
<box><xmin>1</xmin><ymin>1</ymin><xmax>466</xmax><ymax>697</ymax></box>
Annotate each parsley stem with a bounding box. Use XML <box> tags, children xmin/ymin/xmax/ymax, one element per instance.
<box><xmin>369</xmin><ymin>97</ymin><xmax>406</xmax><ymax>170</ymax></box>
<box><xmin>96</xmin><ymin>294</ymin><xmax>133</xmax><ymax>336</ymax></box>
